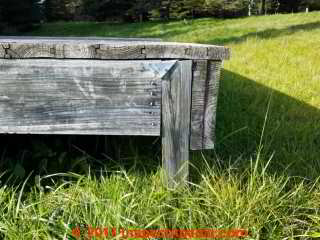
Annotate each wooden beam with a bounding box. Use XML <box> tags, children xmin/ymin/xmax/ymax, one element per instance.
<box><xmin>190</xmin><ymin>60</ymin><xmax>208</xmax><ymax>150</ymax></box>
<box><xmin>0</xmin><ymin>45</ymin><xmax>5</xmax><ymax>58</ymax></box>
<box><xmin>190</xmin><ymin>60</ymin><xmax>222</xmax><ymax>150</ymax></box>
<box><xmin>0</xmin><ymin>59</ymin><xmax>177</xmax><ymax>136</ymax></box>
<box><xmin>96</xmin><ymin>44</ymin><xmax>146</xmax><ymax>59</ymax></box>
<box><xmin>202</xmin><ymin>61</ymin><xmax>222</xmax><ymax>148</ymax></box>
<box><xmin>162</xmin><ymin>60</ymin><xmax>192</xmax><ymax>187</ymax></box>
<box><xmin>0</xmin><ymin>37</ymin><xmax>230</xmax><ymax>60</ymax></box>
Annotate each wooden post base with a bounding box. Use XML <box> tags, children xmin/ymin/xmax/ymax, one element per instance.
<box><xmin>162</xmin><ymin>61</ymin><xmax>192</xmax><ymax>188</ymax></box>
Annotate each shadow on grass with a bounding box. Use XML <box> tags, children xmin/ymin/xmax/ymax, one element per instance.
<box><xmin>45</xmin><ymin>20</ymin><xmax>320</xmax><ymax>45</ymax></box>
<box><xmin>23</xmin><ymin>20</ymin><xmax>320</xmax><ymax>47</ymax></box>
<box><xmin>207</xmin><ymin>21</ymin><xmax>320</xmax><ymax>45</ymax></box>
<box><xmin>196</xmin><ymin>69</ymin><xmax>320</xmax><ymax>178</ymax></box>
<box><xmin>0</xmin><ymin>134</ymin><xmax>161</xmax><ymax>182</ymax></box>
<box><xmin>27</xmin><ymin>20</ymin><xmax>195</xmax><ymax>40</ymax></box>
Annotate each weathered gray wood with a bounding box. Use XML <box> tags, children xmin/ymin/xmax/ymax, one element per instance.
<box><xmin>0</xmin><ymin>46</ymin><xmax>5</xmax><ymax>58</ymax></box>
<box><xmin>190</xmin><ymin>60</ymin><xmax>208</xmax><ymax>150</ymax></box>
<box><xmin>144</xmin><ymin>44</ymin><xmax>207</xmax><ymax>59</ymax></box>
<box><xmin>0</xmin><ymin>59</ymin><xmax>177</xmax><ymax>136</ymax></box>
<box><xmin>208</xmin><ymin>48</ymin><xmax>230</xmax><ymax>61</ymax></box>
<box><xmin>0</xmin><ymin>36</ymin><xmax>230</xmax><ymax>152</ymax></box>
<box><xmin>0</xmin><ymin>36</ymin><xmax>231</xmax><ymax>187</ymax></box>
<box><xmin>96</xmin><ymin>44</ymin><xmax>146</xmax><ymax>59</ymax></box>
<box><xmin>0</xmin><ymin>37</ymin><xmax>230</xmax><ymax>60</ymax></box>
<box><xmin>162</xmin><ymin>60</ymin><xmax>192</xmax><ymax>187</ymax></box>
<box><xmin>202</xmin><ymin>61</ymin><xmax>222</xmax><ymax>148</ymax></box>
<box><xmin>190</xmin><ymin>60</ymin><xmax>221</xmax><ymax>150</ymax></box>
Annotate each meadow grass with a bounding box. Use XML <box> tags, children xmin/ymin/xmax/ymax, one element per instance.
<box><xmin>0</xmin><ymin>12</ymin><xmax>320</xmax><ymax>239</ymax></box>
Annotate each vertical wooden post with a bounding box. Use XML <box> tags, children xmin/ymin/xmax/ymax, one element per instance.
<box><xmin>190</xmin><ymin>60</ymin><xmax>221</xmax><ymax>150</ymax></box>
<box><xmin>162</xmin><ymin>60</ymin><xmax>192</xmax><ymax>188</ymax></box>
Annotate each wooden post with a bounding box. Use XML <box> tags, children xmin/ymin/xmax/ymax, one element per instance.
<box><xmin>162</xmin><ymin>61</ymin><xmax>192</xmax><ymax>188</ymax></box>
<box><xmin>190</xmin><ymin>60</ymin><xmax>222</xmax><ymax>150</ymax></box>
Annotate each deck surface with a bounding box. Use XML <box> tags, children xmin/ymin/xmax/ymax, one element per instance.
<box><xmin>0</xmin><ymin>36</ymin><xmax>230</xmax><ymax>60</ymax></box>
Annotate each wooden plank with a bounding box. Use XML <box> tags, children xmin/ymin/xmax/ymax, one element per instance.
<box><xmin>207</xmin><ymin>47</ymin><xmax>231</xmax><ymax>60</ymax></box>
<box><xmin>144</xmin><ymin>44</ymin><xmax>208</xmax><ymax>59</ymax></box>
<box><xmin>0</xmin><ymin>59</ymin><xmax>176</xmax><ymax>136</ymax></box>
<box><xmin>96</xmin><ymin>44</ymin><xmax>146</xmax><ymax>59</ymax></box>
<box><xmin>0</xmin><ymin>37</ymin><xmax>230</xmax><ymax>60</ymax></box>
<box><xmin>0</xmin><ymin>45</ymin><xmax>5</xmax><ymax>58</ymax></box>
<box><xmin>4</xmin><ymin>43</ymin><xmax>94</xmax><ymax>59</ymax></box>
<box><xmin>190</xmin><ymin>60</ymin><xmax>207</xmax><ymax>150</ymax></box>
<box><xmin>203</xmin><ymin>61</ymin><xmax>222</xmax><ymax>148</ymax></box>
<box><xmin>162</xmin><ymin>60</ymin><xmax>192</xmax><ymax>187</ymax></box>
<box><xmin>5</xmin><ymin>43</ymin><xmax>55</xmax><ymax>59</ymax></box>
<box><xmin>0</xmin><ymin>104</ymin><xmax>161</xmax><ymax>135</ymax></box>
<box><xmin>190</xmin><ymin>60</ymin><xmax>221</xmax><ymax>150</ymax></box>
<box><xmin>0</xmin><ymin>60</ymin><xmax>163</xmax><ymax>100</ymax></box>
<box><xmin>4</xmin><ymin>43</ymin><xmax>146</xmax><ymax>59</ymax></box>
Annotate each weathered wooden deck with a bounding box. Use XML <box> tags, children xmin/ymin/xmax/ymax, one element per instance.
<box><xmin>0</xmin><ymin>37</ymin><xmax>230</xmax><ymax>187</ymax></box>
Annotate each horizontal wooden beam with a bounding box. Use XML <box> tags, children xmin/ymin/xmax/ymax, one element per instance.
<box><xmin>0</xmin><ymin>59</ymin><xmax>177</xmax><ymax>136</ymax></box>
<box><xmin>0</xmin><ymin>37</ymin><xmax>230</xmax><ymax>60</ymax></box>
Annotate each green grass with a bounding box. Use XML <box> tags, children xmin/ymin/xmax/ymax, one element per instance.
<box><xmin>1</xmin><ymin>12</ymin><xmax>320</xmax><ymax>239</ymax></box>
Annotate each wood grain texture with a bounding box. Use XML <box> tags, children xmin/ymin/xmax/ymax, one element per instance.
<box><xmin>144</xmin><ymin>44</ymin><xmax>208</xmax><ymax>59</ymax></box>
<box><xmin>0</xmin><ymin>37</ymin><xmax>230</xmax><ymax>60</ymax></box>
<box><xmin>190</xmin><ymin>60</ymin><xmax>221</xmax><ymax>150</ymax></box>
<box><xmin>162</xmin><ymin>61</ymin><xmax>192</xmax><ymax>187</ymax></box>
<box><xmin>5</xmin><ymin>43</ymin><xmax>56</xmax><ymax>59</ymax></box>
<box><xmin>0</xmin><ymin>37</ymin><xmax>228</xmax><ymax>152</ymax></box>
<box><xmin>202</xmin><ymin>60</ymin><xmax>221</xmax><ymax>148</ymax></box>
<box><xmin>96</xmin><ymin>44</ymin><xmax>146</xmax><ymax>59</ymax></box>
<box><xmin>208</xmin><ymin>47</ymin><xmax>230</xmax><ymax>60</ymax></box>
<box><xmin>190</xmin><ymin>60</ymin><xmax>208</xmax><ymax>150</ymax></box>
<box><xmin>0</xmin><ymin>45</ymin><xmax>5</xmax><ymax>58</ymax></box>
<box><xmin>0</xmin><ymin>59</ymin><xmax>177</xmax><ymax>136</ymax></box>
